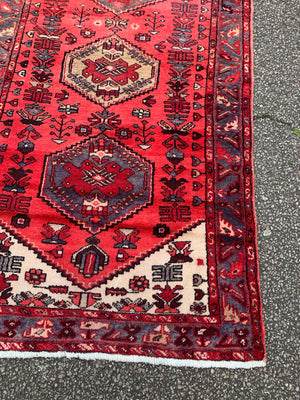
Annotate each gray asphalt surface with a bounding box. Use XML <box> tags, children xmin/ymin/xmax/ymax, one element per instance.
<box><xmin>0</xmin><ymin>0</ymin><xmax>299</xmax><ymax>399</ymax></box>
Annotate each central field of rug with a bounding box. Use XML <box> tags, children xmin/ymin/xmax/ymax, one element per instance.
<box><xmin>0</xmin><ymin>0</ymin><xmax>265</xmax><ymax>367</ymax></box>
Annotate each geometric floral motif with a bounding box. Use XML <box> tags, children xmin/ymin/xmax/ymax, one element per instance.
<box><xmin>40</xmin><ymin>134</ymin><xmax>153</xmax><ymax>233</ymax></box>
<box><xmin>62</xmin><ymin>35</ymin><xmax>160</xmax><ymax>107</ymax></box>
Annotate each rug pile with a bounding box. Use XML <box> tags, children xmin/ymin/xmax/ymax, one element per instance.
<box><xmin>0</xmin><ymin>0</ymin><xmax>265</xmax><ymax>367</ymax></box>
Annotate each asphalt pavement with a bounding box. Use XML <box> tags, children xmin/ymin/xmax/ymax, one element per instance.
<box><xmin>0</xmin><ymin>0</ymin><xmax>299</xmax><ymax>399</ymax></box>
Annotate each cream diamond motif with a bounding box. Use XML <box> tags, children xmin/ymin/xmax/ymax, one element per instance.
<box><xmin>61</xmin><ymin>35</ymin><xmax>160</xmax><ymax>108</ymax></box>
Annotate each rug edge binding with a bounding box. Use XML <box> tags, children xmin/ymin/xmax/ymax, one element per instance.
<box><xmin>249</xmin><ymin>0</ymin><xmax>266</xmax><ymax>358</ymax></box>
<box><xmin>0</xmin><ymin>351</ymin><xmax>266</xmax><ymax>368</ymax></box>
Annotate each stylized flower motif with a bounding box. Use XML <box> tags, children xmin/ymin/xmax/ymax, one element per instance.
<box><xmin>194</xmin><ymin>289</ymin><xmax>205</xmax><ymax>301</ymax></box>
<box><xmin>105</xmin><ymin>17</ymin><xmax>128</xmax><ymax>32</ymax></box>
<box><xmin>132</xmin><ymin>10</ymin><xmax>145</xmax><ymax>16</ymax></box>
<box><xmin>135</xmin><ymin>33</ymin><xmax>151</xmax><ymax>42</ymax></box>
<box><xmin>88</xmin><ymin>110</ymin><xmax>121</xmax><ymax>131</ymax></box>
<box><xmin>75</xmin><ymin>124</ymin><xmax>92</xmax><ymax>136</ymax></box>
<box><xmin>80</xmin><ymin>28</ymin><xmax>96</xmax><ymax>38</ymax></box>
<box><xmin>57</xmin><ymin>320</ymin><xmax>76</xmax><ymax>339</ymax></box>
<box><xmin>132</xmin><ymin>108</ymin><xmax>150</xmax><ymax>119</ymax></box>
<box><xmin>190</xmin><ymin>302</ymin><xmax>207</xmax><ymax>314</ymax></box>
<box><xmin>193</xmin><ymin>274</ymin><xmax>204</xmax><ymax>287</ymax></box>
<box><xmin>233</xmin><ymin>328</ymin><xmax>249</xmax><ymax>347</ymax></box>
<box><xmin>93</xmin><ymin>7</ymin><xmax>104</xmax><ymax>15</ymax></box>
<box><xmin>221</xmin><ymin>283</ymin><xmax>232</xmax><ymax>293</ymax></box>
<box><xmin>65</xmin><ymin>32</ymin><xmax>77</xmax><ymax>45</ymax></box>
<box><xmin>2</xmin><ymin>319</ymin><xmax>22</xmax><ymax>338</ymax></box>
<box><xmin>25</xmin><ymin>269</ymin><xmax>46</xmax><ymax>285</ymax></box>
<box><xmin>129</xmin><ymin>276</ymin><xmax>149</xmax><ymax>292</ymax></box>
<box><xmin>11</xmin><ymin>214</ymin><xmax>30</xmax><ymax>229</ymax></box>
<box><xmin>153</xmin><ymin>223</ymin><xmax>170</xmax><ymax>238</ymax></box>
<box><xmin>115</xmin><ymin>127</ymin><xmax>132</xmax><ymax>140</ymax></box>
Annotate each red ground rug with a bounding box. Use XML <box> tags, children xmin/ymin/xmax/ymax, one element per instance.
<box><xmin>0</xmin><ymin>0</ymin><xmax>265</xmax><ymax>367</ymax></box>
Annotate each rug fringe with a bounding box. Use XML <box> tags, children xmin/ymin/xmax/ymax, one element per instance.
<box><xmin>0</xmin><ymin>351</ymin><xmax>266</xmax><ymax>368</ymax></box>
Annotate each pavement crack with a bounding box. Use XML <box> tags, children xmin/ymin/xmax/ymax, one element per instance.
<box><xmin>253</xmin><ymin>114</ymin><xmax>299</xmax><ymax>136</ymax></box>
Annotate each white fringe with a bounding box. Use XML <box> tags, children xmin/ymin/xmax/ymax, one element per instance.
<box><xmin>0</xmin><ymin>350</ymin><xmax>266</xmax><ymax>368</ymax></box>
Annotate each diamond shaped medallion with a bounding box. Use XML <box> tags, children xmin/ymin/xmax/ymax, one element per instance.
<box><xmin>39</xmin><ymin>134</ymin><xmax>153</xmax><ymax>234</ymax></box>
<box><xmin>61</xmin><ymin>35</ymin><xmax>160</xmax><ymax>108</ymax></box>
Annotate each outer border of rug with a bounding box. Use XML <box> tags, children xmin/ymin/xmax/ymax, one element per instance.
<box><xmin>0</xmin><ymin>0</ymin><xmax>266</xmax><ymax>368</ymax></box>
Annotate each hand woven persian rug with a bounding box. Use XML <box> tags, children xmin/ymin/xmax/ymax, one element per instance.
<box><xmin>0</xmin><ymin>0</ymin><xmax>265</xmax><ymax>367</ymax></box>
